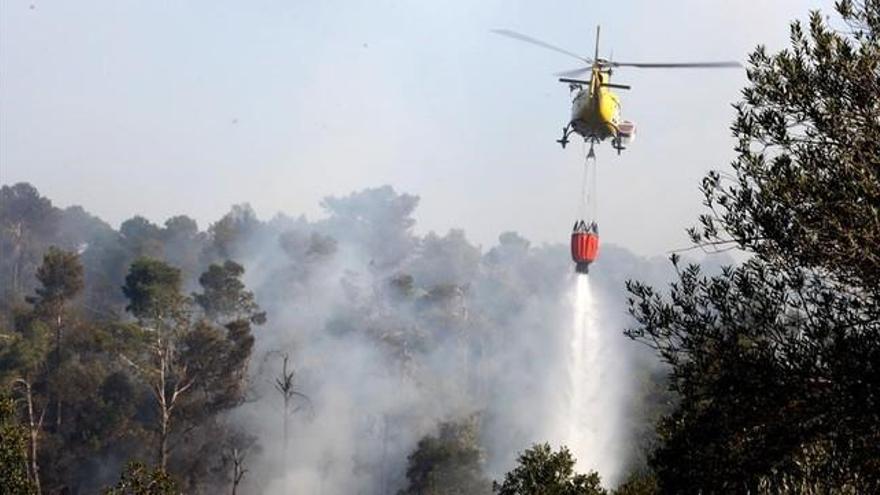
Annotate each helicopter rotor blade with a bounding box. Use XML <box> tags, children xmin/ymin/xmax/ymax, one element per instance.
<box><xmin>554</xmin><ymin>67</ymin><xmax>592</xmax><ymax>78</ymax></box>
<box><xmin>492</xmin><ymin>29</ymin><xmax>592</xmax><ymax>64</ymax></box>
<box><xmin>610</xmin><ymin>61</ymin><xmax>742</xmax><ymax>68</ymax></box>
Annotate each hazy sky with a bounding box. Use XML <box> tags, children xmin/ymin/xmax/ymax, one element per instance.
<box><xmin>1</xmin><ymin>0</ymin><xmax>830</xmax><ymax>256</ymax></box>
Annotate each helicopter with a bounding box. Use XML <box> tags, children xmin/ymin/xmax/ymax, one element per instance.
<box><xmin>493</xmin><ymin>26</ymin><xmax>741</xmax><ymax>155</ymax></box>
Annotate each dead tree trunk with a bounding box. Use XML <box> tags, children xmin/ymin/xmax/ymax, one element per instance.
<box><xmin>123</xmin><ymin>334</ymin><xmax>193</xmax><ymax>472</ymax></box>
<box><xmin>15</xmin><ymin>378</ymin><xmax>45</xmax><ymax>495</ymax></box>
<box><xmin>152</xmin><ymin>342</ymin><xmax>193</xmax><ymax>471</ymax></box>
<box><xmin>229</xmin><ymin>447</ymin><xmax>247</xmax><ymax>495</ymax></box>
<box><xmin>274</xmin><ymin>354</ymin><xmax>310</xmax><ymax>453</ymax></box>
<box><xmin>55</xmin><ymin>313</ymin><xmax>62</xmax><ymax>429</ymax></box>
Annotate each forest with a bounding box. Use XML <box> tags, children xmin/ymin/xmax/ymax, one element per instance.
<box><xmin>0</xmin><ymin>177</ymin><xmax>677</xmax><ymax>494</ymax></box>
<box><xmin>2</xmin><ymin>1</ymin><xmax>879</xmax><ymax>493</ymax></box>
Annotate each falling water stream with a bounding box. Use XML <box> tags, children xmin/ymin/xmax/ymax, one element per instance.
<box><xmin>568</xmin><ymin>274</ymin><xmax>600</xmax><ymax>470</ymax></box>
<box><xmin>566</xmin><ymin>272</ymin><xmax>620</xmax><ymax>485</ymax></box>
<box><xmin>561</xmin><ymin>147</ymin><xmax>621</xmax><ymax>484</ymax></box>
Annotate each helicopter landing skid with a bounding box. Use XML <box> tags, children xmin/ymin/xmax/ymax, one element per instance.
<box><xmin>612</xmin><ymin>134</ymin><xmax>626</xmax><ymax>155</ymax></box>
<box><xmin>557</xmin><ymin>125</ymin><xmax>573</xmax><ymax>148</ymax></box>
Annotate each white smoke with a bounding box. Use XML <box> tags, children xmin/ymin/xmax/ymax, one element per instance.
<box><xmin>201</xmin><ymin>186</ymin><xmax>688</xmax><ymax>493</ymax></box>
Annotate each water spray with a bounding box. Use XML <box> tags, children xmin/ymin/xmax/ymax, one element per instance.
<box><xmin>567</xmin><ymin>274</ymin><xmax>608</xmax><ymax>477</ymax></box>
<box><xmin>564</xmin><ymin>148</ymin><xmax>622</xmax><ymax>485</ymax></box>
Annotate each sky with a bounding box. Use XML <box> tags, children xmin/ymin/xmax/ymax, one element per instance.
<box><xmin>1</xmin><ymin>0</ymin><xmax>831</xmax><ymax>256</ymax></box>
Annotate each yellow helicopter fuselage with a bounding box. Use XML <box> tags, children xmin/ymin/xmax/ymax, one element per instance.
<box><xmin>570</xmin><ymin>70</ymin><xmax>620</xmax><ymax>142</ymax></box>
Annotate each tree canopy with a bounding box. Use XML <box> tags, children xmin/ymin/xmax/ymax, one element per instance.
<box><xmin>626</xmin><ymin>1</ymin><xmax>880</xmax><ymax>492</ymax></box>
<box><xmin>493</xmin><ymin>443</ymin><xmax>606</xmax><ymax>495</ymax></box>
<box><xmin>399</xmin><ymin>416</ymin><xmax>492</xmax><ymax>495</ymax></box>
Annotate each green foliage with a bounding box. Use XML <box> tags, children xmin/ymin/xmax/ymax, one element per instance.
<box><xmin>118</xmin><ymin>257</ymin><xmax>261</xmax><ymax>487</ymax></box>
<box><xmin>179</xmin><ymin>319</ymin><xmax>254</xmax><ymax>413</ymax></box>
<box><xmin>0</xmin><ymin>180</ymin><xmax>671</xmax><ymax>493</ymax></box>
<box><xmin>611</xmin><ymin>472</ymin><xmax>658</xmax><ymax>495</ymax></box>
<box><xmin>690</xmin><ymin>0</ymin><xmax>880</xmax><ymax>287</ymax></box>
<box><xmin>36</xmin><ymin>319</ymin><xmax>153</xmax><ymax>492</ymax></box>
<box><xmin>493</xmin><ymin>443</ymin><xmax>607</xmax><ymax>495</ymax></box>
<box><xmin>0</xmin><ymin>314</ymin><xmax>51</xmax><ymax>386</ymax></box>
<box><xmin>629</xmin><ymin>260</ymin><xmax>880</xmax><ymax>491</ymax></box>
<box><xmin>193</xmin><ymin>260</ymin><xmax>266</xmax><ymax>325</ymax></box>
<box><xmin>0</xmin><ymin>183</ymin><xmax>59</xmax><ymax>304</ymax></box>
<box><xmin>103</xmin><ymin>461</ymin><xmax>177</xmax><ymax>495</ymax></box>
<box><xmin>28</xmin><ymin>246</ymin><xmax>84</xmax><ymax>313</ymax></box>
<box><xmin>183</xmin><ymin>260</ymin><xmax>263</xmax><ymax>417</ymax></box>
<box><xmin>122</xmin><ymin>258</ymin><xmax>187</xmax><ymax>322</ymax></box>
<box><xmin>627</xmin><ymin>1</ymin><xmax>880</xmax><ymax>493</ymax></box>
<box><xmin>0</xmin><ymin>188</ymin><xmax>269</xmax><ymax>491</ymax></box>
<box><xmin>27</xmin><ymin>246</ymin><xmax>85</xmax><ymax>437</ymax></box>
<box><xmin>399</xmin><ymin>416</ymin><xmax>492</xmax><ymax>495</ymax></box>
<box><xmin>0</xmin><ymin>397</ymin><xmax>34</xmax><ymax>494</ymax></box>
<box><xmin>119</xmin><ymin>217</ymin><xmax>164</xmax><ymax>260</ymax></box>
